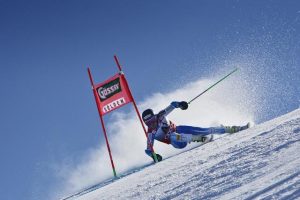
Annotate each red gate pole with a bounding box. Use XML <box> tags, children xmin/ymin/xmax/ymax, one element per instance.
<box><xmin>87</xmin><ymin>67</ymin><xmax>118</xmax><ymax>177</ymax></box>
<box><xmin>113</xmin><ymin>55</ymin><xmax>158</xmax><ymax>163</ymax></box>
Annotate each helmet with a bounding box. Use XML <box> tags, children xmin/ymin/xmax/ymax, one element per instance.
<box><xmin>142</xmin><ymin>109</ymin><xmax>157</xmax><ymax>128</ymax></box>
<box><xmin>142</xmin><ymin>109</ymin><xmax>154</xmax><ymax>122</ymax></box>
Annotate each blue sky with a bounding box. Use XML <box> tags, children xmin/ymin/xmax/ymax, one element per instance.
<box><xmin>0</xmin><ymin>1</ymin><xmax>299</xmax><ymax>200</ymax></box>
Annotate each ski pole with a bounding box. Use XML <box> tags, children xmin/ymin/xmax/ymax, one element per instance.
<box><xmin>188</xmin><ymin>68</ymin><xmax>238</xmax><ymax>104</ymax></box>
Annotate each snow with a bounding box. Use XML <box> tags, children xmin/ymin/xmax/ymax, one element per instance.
<box><xmin>57</xmin><ymin>76</ymin><xmax>256</xmax><ymax>199</ymax></box>
<box><xmin>64</xmin><ymin>108</ymin><xmax>300</xmax><ymax>200</ymax></box>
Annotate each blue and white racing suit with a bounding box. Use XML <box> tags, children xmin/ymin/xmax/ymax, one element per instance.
<box><xmin>145</xmin><ymin>103</ymin><xmax>226</xmax><ymax>157</ymax></box>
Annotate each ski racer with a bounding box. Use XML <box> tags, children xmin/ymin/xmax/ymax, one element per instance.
<box><xmin>142</xmin><ymin>101</ymin><xmax>249</xmax><ymax>162</ymax></box>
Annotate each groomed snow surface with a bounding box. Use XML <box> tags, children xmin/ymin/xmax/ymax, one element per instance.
<box><xmin>74</xmin><ymin>109</ymin><xmax>300</xmax><ymax>200</ymax></box>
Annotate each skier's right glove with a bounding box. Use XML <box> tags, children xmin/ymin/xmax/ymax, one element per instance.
<box><xmin>145</xmin><ymin>150</ymin><xmax>162</xmax><ymax>162</ymax></box>
<box><xmin>154</xmin><ymin>153</ymin><xmax>163</xmax><ymax>162</ymax></box>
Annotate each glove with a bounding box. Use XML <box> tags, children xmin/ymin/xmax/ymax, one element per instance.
<box><xmin>152</xmin><ymin>153</ymin><xmax>163</xmax><ymax>162</ymax></box>
<box><xmin>179</xmin><ymin>101</ymin><xmax>188</xmax><ymax>110</ymax></box>
<box><xmin>145</xmin><ymin>150</ymin><xmax>162</xmax><ymax>162</ymax></box>
<box><xmin>171</xmin><ymin>101</ymin><xmax>188</xmax><ymax>110</ymax></box>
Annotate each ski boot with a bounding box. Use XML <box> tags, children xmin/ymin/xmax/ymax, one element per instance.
<box><xmin>192</xmin><ymin>134</ymin><xmax>214</xmax><ymax>143</ymax></box>
<box><xmin>223</xmin><ymin>123</ymin><xmax>250</xmax><ymax>134</ymax></box>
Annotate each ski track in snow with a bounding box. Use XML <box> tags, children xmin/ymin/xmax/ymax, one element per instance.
<box><xmin>70</xmin><ymin>109</ymin><xmax>300</xmax><ymax>200</ymax></box>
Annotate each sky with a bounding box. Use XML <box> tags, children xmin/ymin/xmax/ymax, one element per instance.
<box><xmin>0</xmin><ymin>0</ymin><xmax>299</xmax><ymax>200</ymax></box>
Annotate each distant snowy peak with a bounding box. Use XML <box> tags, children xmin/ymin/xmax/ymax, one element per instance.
<box><xmin>78</xmin><ymin>108</ymin><xmax>300</xmax><ymax>200</ymax></box>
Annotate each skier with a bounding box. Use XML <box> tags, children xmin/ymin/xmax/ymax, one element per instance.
<box><xmin>142</xmin><ymin>101</ymin><xmax>249</xmax><ymax>162</ymax></box>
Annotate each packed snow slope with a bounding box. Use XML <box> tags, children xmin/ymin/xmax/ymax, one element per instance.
<box><xmin>77</xmin><ymin>108</ymin><xmax>300</xmax><ymax>200</ymax></box>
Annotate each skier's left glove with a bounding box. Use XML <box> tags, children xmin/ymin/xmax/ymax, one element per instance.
<box><xmin>179</xmin><ymin>101</ymin><xmax>188</xmax><ymax>110</ymax></box>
